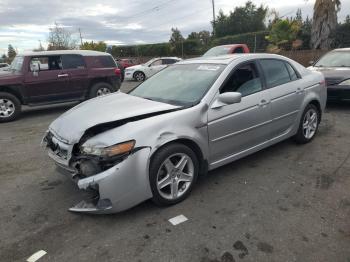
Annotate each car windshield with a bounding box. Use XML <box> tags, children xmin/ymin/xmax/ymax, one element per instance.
<box><xmin>130</xmin><ymin>63</ymin><xmax>225</xmax><ymax>106</ymax></box>
<box><xmin>9</xmin><ymin>56</ymin><xmax>24</xmax><ymax>72</ymax></box>
<box><xmin>203</xmin><ymin>46</ymin><xmax>231</xmax><ymax>57</ymax></box>
<box><xmin>314</xmin><ymin>51</ymin><xmax>350</xmax><ymax>67</ymax></box>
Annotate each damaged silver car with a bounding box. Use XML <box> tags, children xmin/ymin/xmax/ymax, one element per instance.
<box><xmin>43</xmin><ymin>54</ymin><xmax>327</xmax><ymax>214</ymax></box>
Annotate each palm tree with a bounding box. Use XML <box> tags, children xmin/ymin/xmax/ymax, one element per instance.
<box><xmin>311</xmin><ymin>0</ymin><xmax>341</xmax><ymax>49</ymax></box>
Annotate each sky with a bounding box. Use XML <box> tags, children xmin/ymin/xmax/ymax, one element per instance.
<box><xmin>0</xmin><ymin>0</ymin><xmax>349</xmax><ymax>55</ymax></box>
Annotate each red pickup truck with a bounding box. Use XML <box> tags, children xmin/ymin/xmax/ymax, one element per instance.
<box><xmin>0</xmin><ymin>50</ymin><xmax>121</xmax><ymax>122</ymax></box>
<box><xmin>203</xmin><ymin>44</ymin><xmax>250</xmax><ymax>57</ymax></box>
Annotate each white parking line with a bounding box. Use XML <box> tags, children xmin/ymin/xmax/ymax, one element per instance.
<box><xmin>168</xmin><ymin>215</ymin><xmax>188</xmax><ymax>226</ymax></box>
<box><xmin>26</xmin><ymin>250</ymin><xmax>47</xmax><ymax>262</ymax></box>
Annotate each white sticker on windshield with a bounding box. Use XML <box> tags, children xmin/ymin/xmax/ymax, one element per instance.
<box><xmin>197</xmin><ymin>65</ymin><xmax>221</xmax><ymax>71</ymax></box>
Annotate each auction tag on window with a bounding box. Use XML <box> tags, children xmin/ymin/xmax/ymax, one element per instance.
<box><xmin>197</xmin><ymin>65</ymin><xmax>221</xmax><ymax>71</ymax></box>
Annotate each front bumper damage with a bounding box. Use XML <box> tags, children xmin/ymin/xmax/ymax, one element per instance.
<box><xmin>53</xmin><ymin>146</ymin><xmax>153</xmax><ymax>214</ymax></box>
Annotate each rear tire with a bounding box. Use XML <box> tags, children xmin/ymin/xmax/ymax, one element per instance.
<box><xmin>150</xmin><ymin>143</ymin><xmax>199</xmax><ymax>206</ymax></box>
<box><xmin>293</xmin><ymin>104</ymin><xmax>320</xmax><ymax>144</ymax></box>
<box><xmin>0</xmin><ymin>92</ymin><xmax>21</xmax><ymax>123</ymax></box>
<box><xmin>89</xmin><ymin>82</ymin><xmax>114</xmax><ymax>99</ymax></box>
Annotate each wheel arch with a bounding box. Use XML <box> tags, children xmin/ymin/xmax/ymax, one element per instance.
<box><xmin>0</xmin><ymin>86</ymin><xmax>24</xmax><ymax>104</ymax></box>
<box><xmin>308</xmin><ymin>99</ymin><xmax>322</xmax><ymax>121</ymax></box>
<box><xmin>87</xmin><ymin>78</ymin><xmax>114</xmax><ymax>98</ymax></box>
<box><xmin>150</xmin><ymin>138</ymin><xmax>208</xmax><ymax>176</ymax></box>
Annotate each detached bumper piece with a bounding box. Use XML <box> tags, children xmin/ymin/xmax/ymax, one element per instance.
<box><xmin>69</xmin><ymin>199</ymin><xmax>112</xmax><ymax>213</ymax></box>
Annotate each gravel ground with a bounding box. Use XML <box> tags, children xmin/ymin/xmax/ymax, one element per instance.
<box><xmin>0</xmin><ymin>81</ymin><xmax>349</xmax><ymax>262</ymax></box>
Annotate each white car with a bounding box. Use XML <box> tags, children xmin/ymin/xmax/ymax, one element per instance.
<box><xmin>0</xmin><ymin>63</ymin><xmax>9</xmax><ymax>71</ymax></box>
<box><xmin>125</xmin><ymin>57</ymin><xmax>182</xmax><ymax>81</ymax></box>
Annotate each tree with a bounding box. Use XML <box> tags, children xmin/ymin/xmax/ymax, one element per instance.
<box><xmin>266</xmin><ymin>19</ymin><xmax>301</xmax><ymax>51</ymax></box>
<box><xmin>187</xmin><ymin>30</ymin><xmax>211</xmax><ymax>45</ymax></box>
<box><xmin>33</xmin><ymin>41</ymin><xmax>45</xmax><ymax>52</ymax></box>
<box><xmin>7</xmin><ymin>44</ymin><xmax>16</xmax><ymax>59</ymax></box>
<box><xmin>169</xmin><ymin>28</ymin><xmax>184</xmax><ymax>55</ymax></box>
<box><xmin>80</xmin><ymin>41</ymin><xmax>107</xmax><ymax>52</ymax></box>
<box><xmin>213</xmin><ymin>1</ymin><xmax>268</xmax><ymax>38</ymax></box>
<box><xmin>47</xmin><ymin>22</ymin><xmax>78</xmax><ymax>50</ymax></box>
<box><xmin>311</xmin><ymin>0</ymin><xmax>341</xmax><ymax>49</ymax></box>
<box><xmin>0</xmin><ymin>54</ymin><xmax>7</xmax><ymax>63</ymax></box>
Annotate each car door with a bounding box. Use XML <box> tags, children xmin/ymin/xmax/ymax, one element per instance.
<box><xmin>208</xmin><ymin>61</ymin><xmax>272</xmax><ymax>166</ymax></box>
<box><xmin>258</xmin><ymin>59</ymin><xmax>304</xmax><ymax>138</ymax></box>
<box><xmin>61</xmin><ymin>54</ymin><xmax>88</xmax><ymax>100</ymax></box>
<box><xmin>24</xmin><ymin>55</ymin><xmax>69</xmax><ymax>103</ymax></box>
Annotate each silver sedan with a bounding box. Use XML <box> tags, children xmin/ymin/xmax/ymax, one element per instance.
<box><xmin>43</xmin><ymin>54</ymin><xmax>327</xmax><ymax>214</ymax></box>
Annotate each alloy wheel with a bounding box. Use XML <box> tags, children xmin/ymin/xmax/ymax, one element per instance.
<box><xmin>96</xmin><ymin>87</ymin><xmax>111</xmax><ymax>96</ymax></box>
<box><xmin>302</xmin><ymin>108</ymin><xmax>318</xmax><ymax>139</ymax></box>
<box><xmin>0</xmin><ymin>98</ymin><xmax>15</xmax><ymax>118</ymax></box>
<box><xmin>156</xmin><ymin>153</ymin><xmax>194</xmax><ymax>200</ymax></box>
<box><xmin>135</xmin><ymin>72</ymin><xmax>145</xmax><ymax>81</ymax></box>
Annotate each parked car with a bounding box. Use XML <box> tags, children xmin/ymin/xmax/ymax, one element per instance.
<box><xmin>43</xmin><ymin>53</ymin><xmax>326</xmax><ymax>214</ymax></box>
<box><xmin>308</xmin><ymin>48</ymin><xmax>350</xmax><ymax>101</ymax></box>
<box><xmin>0</xmin><ymin>63</ymin><xmax>9</xmax><ymax>71</ymax></box>
<box><xmin>124</xmin><ymin>57</ymin><xmax>182</xmax><ymax>81</ymax></box>
<box><xmin>203</xmin><ymin>44</ymin><xmax>250</xmax><ymax>57</ymax></box>
<box><xmin>0</xmin><ymin>50</ymin><xmax>121</xmax><ymax>122</ymax></box>
<box><xmin>119</xmin><ymin>58</ymin><xmax>137</xmax><ymax>68</ymax></box>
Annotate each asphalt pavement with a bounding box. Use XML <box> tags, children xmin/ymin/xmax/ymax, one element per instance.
<box><xmin>0</xmin><ymin>81</ymin><xmax>349</xmax><ymax>262</ymax></box>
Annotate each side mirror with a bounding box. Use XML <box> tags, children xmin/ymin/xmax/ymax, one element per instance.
<box><xmin>309</xmin><ymin>60</ymin><xmax>314</xmax><ymax>66</ymax></box>
<box><xmin>211</xmin><ymin>92</ymin><xmax>242</xmax><ymax>109</ymax></box>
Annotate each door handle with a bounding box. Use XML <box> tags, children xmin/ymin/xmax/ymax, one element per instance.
<box><xmin>259</xmin><ymin>99</ymin><xmax>270</xmax><ymax>107</ymax></box>
<box><xmin>57</xmin><ymin>73</ymin><xmax>69</xmax><ymax>78</ymax></box>
<box><xmin>296</xmin><ymin>88</ymin><xmax>304</xmax><ymax>94</ymax></box>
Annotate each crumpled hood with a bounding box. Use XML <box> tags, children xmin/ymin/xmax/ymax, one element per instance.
<box><xmin>49</xmin><ymin>92</ymin><xmax>180</xmax><ymax>144</ymax></box>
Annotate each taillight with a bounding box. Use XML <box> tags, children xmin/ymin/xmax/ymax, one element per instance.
<box><xmin>115</xmin><ymin>68</ymin><xmax>121</xmax><ymax>76</ymax></box>
<box><xmin>320</xmin><ymin>78</ymin><xmax>326</xmax><ymax>86</ymax></box>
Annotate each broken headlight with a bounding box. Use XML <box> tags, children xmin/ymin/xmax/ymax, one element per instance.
<box><xmin>81</xmin><ymin>140</ymin><xmax>135</xmax><ymax>157</ymax></box>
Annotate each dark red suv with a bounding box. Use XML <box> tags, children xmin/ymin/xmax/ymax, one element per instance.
<box><xmin>0</xmin><ymin>50</ymin><xmax>122</xmax><ymax>122</ymax></box>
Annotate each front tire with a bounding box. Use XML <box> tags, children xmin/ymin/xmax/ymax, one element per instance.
<box><xmin>89</xmin><ymin>82</ymin><xmax>114</xmax><ymax>99</ymax></box>
<box><xmin>134</xmin><ymin>71</ymin><xmax>145</xmax><ymax>82</ymax></box>
<box><xmin>150</xmin><ymin>143</ymin><xmax>199</xmax><ymax>206</ymax></box>
<box><xmin>0</xmin><ymin>92</ymin><xmax>21</xmax><ymax>123</ymax></box>
<box><xmin>294</xmin><ymin>104</ymin><xmax>320</xmax><ymax>144</ymax></box>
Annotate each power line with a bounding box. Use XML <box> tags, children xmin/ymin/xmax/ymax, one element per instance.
<box><xmin>125</xmin><ymin>0</ymin><xmax>175</xmax><ymax>19</ymax></box>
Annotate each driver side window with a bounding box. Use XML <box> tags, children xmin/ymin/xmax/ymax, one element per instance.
<box><xmin>220</xmin><ymin>62</ymin><xmax>262</xmax><ymax>97</ymax></box>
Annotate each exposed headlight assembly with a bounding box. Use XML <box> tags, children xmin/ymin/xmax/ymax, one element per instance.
<box><xmin>81</xmin><ymin>140</ymin><xmax>135</xmax><ymax>157</ymax></box>
<box><xmin>339</xmin><ymin>79</ymin><xmax>350</xmax><ymax>86</ymax></box>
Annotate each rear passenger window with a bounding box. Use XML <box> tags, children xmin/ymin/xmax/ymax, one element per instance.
<box><xmin>62</xmin><ymin>55</ymin><xmax>85</xmax><ymax>69</ymax></box>
<box><xmin>260</xmin><ymin>59</ymin><xmax>291</xmax><ymax>88</ymax></box>
<box><xmin>162</xmin><ymin>59</ymin><xmax>177</xmax><ymax>65</ymax></box>
<box><xmin>91</xmin><ymin>56</ymin><xmax>116</xmax><ymax>68</ymax></box>
<box><xmin>285</xmin><ymin>62</ymin><xmax>299</xmax><ymax>81</ymax></box>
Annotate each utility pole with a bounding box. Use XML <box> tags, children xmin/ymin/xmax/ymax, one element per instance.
<box><xmin>78</xmin><ymin>28</ymin><xmax>83</xmax><ymax>46</ymax></box>
<box><xmin>212</xmin><ymin>0</ymin><xmax>216</xmax><ymax>35</ymax></box>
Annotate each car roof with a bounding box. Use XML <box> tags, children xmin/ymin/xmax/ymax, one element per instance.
<box><xmin>178</xmin><ymin>53</ymin><xmax>290</xmax><ymax>65</ymax></box>
<box><xmin>19</xmin><ymin>50</ymin><xmax>112</xmax><ymax>57</ymax></box>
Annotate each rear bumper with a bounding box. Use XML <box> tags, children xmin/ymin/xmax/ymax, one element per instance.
<box><xmin>56</xmin><ymin>148</ymin><xmax>153</xmax><ymax>214</ymax></box>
